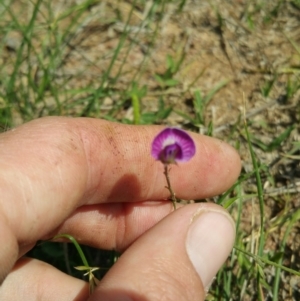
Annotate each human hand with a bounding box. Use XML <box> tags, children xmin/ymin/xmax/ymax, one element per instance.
<box><xmin>0</xmin><ymin>117</ymin><xmax>241</xmax><ymax>301</ymax></box>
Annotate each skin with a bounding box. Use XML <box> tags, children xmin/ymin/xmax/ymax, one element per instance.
<box><xmin>0</xmin><ymin>117</ymin><xmax>241</xmax><ymax>301</ymax></box>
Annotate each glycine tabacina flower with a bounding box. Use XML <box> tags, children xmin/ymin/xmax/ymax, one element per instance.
<box><xmin>151</xmin><ymin>127</ymin><xmax>196</xmax><ymax>165</ymax></box>
<box><xmin>151</xmin><ymin>127</ymin><xmax>196</xmax><ymax>210</ymax></box>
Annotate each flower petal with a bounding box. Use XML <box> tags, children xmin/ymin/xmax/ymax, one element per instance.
<box><xmin>151</xmin><ymin>127</ymin><xmax>195</xmax><ymax>164</ymax></box>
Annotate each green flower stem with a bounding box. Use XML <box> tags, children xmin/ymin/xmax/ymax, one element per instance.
<box><xmin>164</xmin><ymin>164</ymin><xmax>177</xmax><ymax>210</ymax></box>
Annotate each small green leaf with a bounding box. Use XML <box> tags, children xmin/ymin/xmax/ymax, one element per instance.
<box><xmin>268</xmin><ymin>125</ymin><xmax>294</xmax><ymax>151</ymax></box>
<box><xmin>270</xmin><ymin>252</ymin><xmax>284</xmax><ymax>263</ymax></box>
<box><xmin>74</xmin><ymin>266</ymin><xmax>90</xmax><ymax>271</ymax></box>
<box><xmin>163</xmin><ymin>78</ymin><xmax>179</xmax><ymax>87</ymax></box>
<box><xmin>257</xmin><ymin>263</ymin><xmax>266</xmax><ymax>278</ymax></box>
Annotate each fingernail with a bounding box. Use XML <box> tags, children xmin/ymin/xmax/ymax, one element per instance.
<box><xmin>186</xmin><ymin>209</ymin><xmax>235</xmax><ymax>289</ymax></box>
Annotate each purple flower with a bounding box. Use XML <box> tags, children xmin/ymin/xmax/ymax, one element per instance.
<box><xmin>151</xmin><ymin>127</ymin><xmax>196</xmax><ymax>164</ymax></box>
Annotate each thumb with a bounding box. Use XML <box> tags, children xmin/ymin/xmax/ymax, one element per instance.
<box><xmin>88</xmin><ymin>203</ymin><xmax>236</xmax><ymax>301</ymax></box>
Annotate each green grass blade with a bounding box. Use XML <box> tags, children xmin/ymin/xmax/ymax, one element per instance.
<box><xmin>132</xmin><ymin>94</ymin><xmax>140</xmax><ymax>125</ymax></box>
<box><xmin>244</xmin><ymin>117</ymin><xmax>265</xmax><ymax>301</ymax></box>
<box><xmin>234</xmin><ymin>246</ymin><xmax>300</xmax><ymax>277</ymax></box>
<box><xmin>272</xmin><ymin>208</ymin><xmax>300</xmax><ymax>300</ymax></box>
<box><xmin>53</xmin><ymin>234</ymin><xmax>90</xmax><ymax>268</ymax></box>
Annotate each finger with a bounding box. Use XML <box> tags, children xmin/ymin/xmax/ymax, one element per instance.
<box><xmin>51</xmin><ymin>201</ymin><xmax>175</xmax><ymax>251</ymax></box>
<box><xmin>0</xmin><ymin>117</ymin><xmax>240</xmax><ymax>242</ymax></box>
<box><xmin>88</xmin><ymin>203</ymin><xmax>236</xmax><ymax>301</ymax></box>
<box><xmin>0</xmin><ymin>257</ymin><xmax>88</xmax><ymax>301</ymax></box>
<box><xmin>0</xmin><ymin>117</ymin><xmax>240</xmax><ymax>281</ymax></box>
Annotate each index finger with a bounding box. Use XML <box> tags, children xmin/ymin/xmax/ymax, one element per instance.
<box><xmin>0</xmin><ymin>117</ymin><xmax>240</xmax><ymax>278</ymax></box>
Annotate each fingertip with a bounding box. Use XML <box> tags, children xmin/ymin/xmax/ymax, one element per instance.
<box><xmin>88</xmin><ymin>203</ymin><xmax>235</xmax><ymax>301</ymax></box>
<box><xmin>169</xmin><ymin>134</ymin><xmax>241</xmax><ymax>198</ymax></box>
<box><xmin>186</xmin><ymin>206</ymin><xmax>236</xmax><ymax>289</ymax></box>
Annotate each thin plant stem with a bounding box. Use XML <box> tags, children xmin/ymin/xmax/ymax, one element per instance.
<box><xmin>163</xmin><ymin>164</ymin><xmax>177</xmax><ymax>210</ymax></box>
<box><xmin>53</xmin><ymin>234</ymin><xmax>89</xmax><ymax>268</ymax></box>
